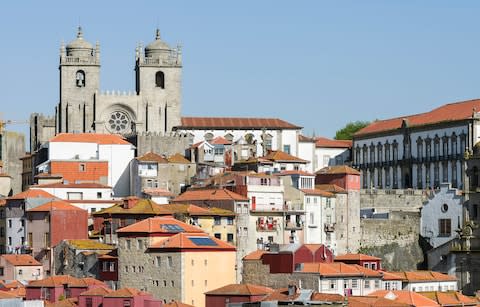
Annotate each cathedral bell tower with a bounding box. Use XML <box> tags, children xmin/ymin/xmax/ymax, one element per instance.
<box><xmin>135</xmin><ymin>29</ymin><xmax>182</xmax><ymax>133</ymax></box>
<box><xmin>57</xmin><ymin>26</ymin><xmax>100</xmax><ymax>133</ymax></box>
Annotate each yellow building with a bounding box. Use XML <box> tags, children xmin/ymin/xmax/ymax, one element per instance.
<box><xmin>117</xmin><ymin>216</ymin><xmax>236</xmax><ymax>307</ymax></box>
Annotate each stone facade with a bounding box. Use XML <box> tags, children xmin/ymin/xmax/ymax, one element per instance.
<box><xmin>0</xmin><ymin>131</ymin><xmax>25</xmax><ymax>195</ymax></box>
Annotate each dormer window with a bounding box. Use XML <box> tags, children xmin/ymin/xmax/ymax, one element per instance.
<box><xmin>155</xmin><ymin>71</ymin><xmax>165</xmax><ymax>88</ymax></box>
<box><xmin>76</xmin><ymin>70</ymin><xmax>85</xmax><ymax>87</ymax></box>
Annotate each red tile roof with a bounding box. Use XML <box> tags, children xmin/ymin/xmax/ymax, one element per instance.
<box><xmin>348</xmin><ymin>296</ymin><xmax>411</xmax><ymax>307</ymax></box>
<box><xmin>315</xmin><ymin>184</ymin><xmax>347</xmax><ymax>193</ymax></box>
<box><xmin>9</xmin><ymin>189</ymin><xmax>56</xmax><ymax>200</ymax></box>
<box><xmin>167</xmin><ymin>153</ymin><xmax>191</xmax><ymax>164</ymax></box>
<box><xmin>262</xmin><ymin>150</ymin><xmax>308</xmax><ymax>163</ymax></box>
<box><xmin>161</xmin><ymin>204</ymin><xmax>235</xmax><ymax>216</ymax></box>
<box><xmin>356</xmin><ymin>98</ymin><xmax>480</xmax><ymax>137</ymax></box>
<box><xmin>104</xmin><ymin>287</ymin><xmax>149</xmax><ymax>298</ymax></box>
<box><xmin>28</xmin><ymin>275</ymin><xmax>105</xmax><ymax>288</ymax></box>
<box><xmin>310</xmin><ymin>293</ymin><xmax>344</xmax><ymax>302</ymax></box>
<box><xmin>137</xmin><ymin>152</ymin><xmax>168</xmax><ymax>163</ymax></box>
<box><xmin>149</xmin><ymin>232</ymin><xmax>236</xmax><ymax>250</ymax></box>
<box><xmin>315</xmin><ymin>137</ymin><xmax>352</xmax><ymax>149</ymax></box>
<box><xmin>79</xmin><ymin>286</ymin><xmax>112</xmax><ymax>296</ymax></box>
<box><xmin>210</xmin><ymin>136</ymin><xmax>232</xmax><ymax>145</ymax></box>
<box><xmin>178</xmin><ymin>117</ymin><xmax>302</xmax><ymax>130</ymax></box>
<box><xmin>389</xmin><ymin>271</ymin><xmax>457</xmax><ymax>282</ymax></box>
<box><xmin>205</xmin><ymin>283</ymin><xmax>274</xmax><ymax>296</ymax></box>
<box><xmin>316</xmin><ymin>165</ymin><xmax>360</xmax><ymax>175</ymax></box>
<box><xmin>0</xmin><ymin>291</ymin><xmax>19</xmax><ymax>299</ymax></box>
<box><xmin>334</xmin><ymin>253</ymin><xmax>381</xmax><ymax>262</ymax></box>
<box><xmin>173</xmin><ymin>188</ymin><xmax>248</xmax><ymax>202</ymax></box>
<box><xmin>301</xmin><ymin>262</ymin><xmax>382</xmax><ymax>277</ymax></box>
<box><xmin>164</xmin><ymin>302</ymin><xmax>195</xmax><ymax>307</ymax></box>
<box><xmin>300</xmin><ymin>189</ymin><xmax>334</xmax><ymax>197</ymax></box>
<box><xmin>243</xmin><ymin>250</ymin><xmax>268</xmax><ymax>260</ymax></box>
<box><xmin>116</xmin><ymin>216</ymin><xmax>204</xmax><ymax>234</ymax></box>
<box><xmin>419</xmin><ymin>291</ymin><xmax>480</xmax><ymax>306</ymax></box>
<box><xmin>142</xmin><ymin>188</ymin><xmax>175</xmax><ymax>197</ymax></box>
<box><xmin>27</xmin><ymin>200</ymin><xmax>85</xmax><ymax>212</ymax></box>
<box><xmin>369</xmin><ymin>290</ymin><xmax>440</xmax><ymax>307</ymax></box>
<box><xmin>2</xmin><ymin>254</ymin><xmax>41</xmax><ymax>266</ymax></box>
<box><xmin>50</xmin><ymin>133</ymin><xmax>131</xmax><ymax>145</ymax></box>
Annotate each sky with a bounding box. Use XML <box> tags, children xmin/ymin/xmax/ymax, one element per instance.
<box><xmin>2</xmin><ymin>1</ymin><xmax>480</xmax><ymax>147</ymax></box>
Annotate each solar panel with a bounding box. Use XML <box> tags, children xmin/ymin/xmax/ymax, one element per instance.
<box><xmin>188</xmin><ymin>237</ymin><xmax>218</xmax><ymax>246</ymax></box>
<box><xmin>162</xmin><ymin>224</ymin><xmax>184</xmax><ymax>232</ymax></box>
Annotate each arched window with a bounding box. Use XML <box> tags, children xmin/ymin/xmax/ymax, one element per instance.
<box><xmin>155</xmin><ymin>71</ymin><xmax>165</xmax><ymax>88</ymax></box>
<box><xmin>76</xmin><ymin>70</ymin><xmax>85</xmax><ymax>87</ymax></box>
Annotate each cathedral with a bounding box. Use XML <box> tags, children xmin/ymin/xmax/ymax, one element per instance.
<box><xmin>31</xmin><ymin>27</ymin><xmax>184</xmax><ymax>152</ymax></box>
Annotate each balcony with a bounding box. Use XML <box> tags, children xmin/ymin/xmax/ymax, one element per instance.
<box><xmin>257</xmin><ymin>223</ymin><xmax>279</xmax><ymax>232</ymax></box>
<box><xmin>285</xmin><ymin>221</ymin><xmax>304</xmax><ymax>230</ymax></box>
<box><xmin>324</xmin><ymin>223</ymin><xmax>335</xmax><ymax>232</ymax></box>
<box><xmin>284</xmin><ymin>203</ymin><xmax>304</xmax><ymax>212</ymax></box>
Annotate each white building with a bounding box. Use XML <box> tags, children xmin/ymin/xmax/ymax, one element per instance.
<box><xmin>38</xmin><ymin>133</ymin><xmax>135</xmax><ymax>196</ymax></box>
<box><xmin>174</xmin><ymin>117</ymin><xmax>302</xmax><ymax>159</ymax></box>
<box><xmin>352</xmin><ymin>99</ymin><xmax>480</xmax><ymax>190</ymax></box>
<box><xmin>303</xmin><ymin>189</ymin><xmax>336</xmax><ymax>253</ymax></box>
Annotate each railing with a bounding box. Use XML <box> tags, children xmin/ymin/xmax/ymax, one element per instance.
<box><xmin>257</xmin><ymin>224</ymin><xmax>279</xmax><ymax>231</ymax></box>
<box><xmin>324</xmin><ymin>223</ymin><xmax>335</xmax><ymax>232</ymax></box>
<box><xmin>285</xmin><ymin>221</ymin><xmax>304</xmax><ymax>230</ymax></box>
<box><xmin>61</xmin><ymin>56</ymin><xmax>99</xmax><ymax>65</ymax></box>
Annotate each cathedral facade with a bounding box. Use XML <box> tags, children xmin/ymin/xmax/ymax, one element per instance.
<box><xmin>31</xmin><ymin>27</ymin><xmax>183</xmax><ymax>151</ymax></box>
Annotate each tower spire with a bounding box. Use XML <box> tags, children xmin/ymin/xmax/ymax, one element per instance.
<box><xmin>155</xmin><ymin>28</ymin><xmax>161</xmax><ymax>40</ymax></box>
<box><xmin>77</xmin><ymin>26</ymin><xmax>83</xmax><ymax>39</ymax></box>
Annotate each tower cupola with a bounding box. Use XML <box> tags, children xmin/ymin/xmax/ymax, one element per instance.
<box><xmin>144</xmin><ymin>29</ymin><xmax>172</xmax><ymax>58</ymax></box>
<box><xmin>66</xmin><ymin>26</ymin><xmax>94</xmax><ymax>57</ymax></box>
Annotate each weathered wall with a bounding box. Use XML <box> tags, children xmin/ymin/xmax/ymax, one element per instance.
<box><xmin>360</xmin><ymin>189</ymin><xmax>426</xmax><ymax>211</ymax></box>
<box><xmin>129</xmin><ymin>133</ymin><xmax>192</xmax><ymax>157</ymax></box>
<box><xmin>2</xmin><ymin>131</ymin><xmax>25</xmax><ymax>195</ymax></box>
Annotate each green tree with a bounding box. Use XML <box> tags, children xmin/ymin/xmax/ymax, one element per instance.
<box><xmin>334</xmin><ymin>121</ymin><xmax>370</xmax><ymax>140</ymax></box>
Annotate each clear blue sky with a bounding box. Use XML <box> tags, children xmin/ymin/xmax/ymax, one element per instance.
<box><xmin>2</xmin><ymin>1</ymin><xmax>480</xmax><ymax>145</ymax></box>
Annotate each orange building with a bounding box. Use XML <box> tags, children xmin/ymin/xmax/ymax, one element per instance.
<box><xmin>49</xmin><ymin>160</ymin><xmax>108</xmax><ymax>185</ymax></box>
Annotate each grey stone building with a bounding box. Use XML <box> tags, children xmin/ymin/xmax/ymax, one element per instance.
<box><xmin>0</xmin><ymin>130</ymin><xmax>25</xmax><ymax>195</ymax></box>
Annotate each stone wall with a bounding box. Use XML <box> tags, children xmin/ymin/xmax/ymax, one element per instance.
<box><xmin>128</xmin><ymin>132</ymin><xmax>192</xmax><ymax>157</ymax></box>
<box><xmin>118</xmin><ymin>236</ymin><xmax>182</xmax><ymax>302</ymax></box>
<box><xmin>359</xmin><ymin>190</ymin><xmax>424</xmax><ymax>270</ymax></box>
<box><xmin>1</xmin><ymin>131</ymin><xmax>25</xmax><ymax>195</ymax></box>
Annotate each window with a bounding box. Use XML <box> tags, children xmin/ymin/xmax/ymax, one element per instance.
<box><xmin>439</xmin><ymin>219</ymin><xmax>451</xmax><ymax>237</ymax></box>
<box><xmin>167</xmin><ymin>256</ymin><xmax>173</xmax><ymax>268</ymax></box>
<box><xmin>18</xmin><ymin>269</ymin><xmax>23</xmax><ymax>275</ymax></box>
<box><xmin>441</xmin><ymin>204</ymin><xmax>449</xmax><ymax>213</ymax></box>
<box><xmin>227</xmin><ymin>233</ymin><xmax>234</xmax><ymax>243</ymax></box>
<box><xmin>79</xmin><ymin>163</ymin><xmax>86</xmax><ymax>172</ymax></box>
<box><xmin>86</xmin><ymin>298</ymin><xmax>93</xmax><ymax>307</ymax></box>
<box><xmin>155</xmin><ymin>71</ymin><xmax>165</xmax><ymax>88</ymax></box>
<box><xmin>309</xmin><ymin>212</ymin><xmax>314</xmax><ymax>225</ymax></box>
<box><xmin>76</xmin><ymin>70</ymin><xmax>85</xmax><ymax>87</ymax></box>
<box><xmin>67</xmin><ymin>192</ymin><xmax>83</xmax><ymax>200</ymax></box>
<box><xmin>156</xmin><ymin>256</ymin><xmax>161</xmax><ymax>267</ymax></box>
<box><xmin>8</xmin><ymin>237</ymin><xmax>12</xmax><ymax>246</ymax></box>
<box><xmin>0</xmin><ymin>267</ymin><xmax>4</xmax><ymax>276</ymax></box>
<box><xmin>123</xmin><ymin>299</ymin><xmax>131</xmax><ymax>307</ymax></box>
<box><xmin>191</xmin><ymin>259</ymin><xmax>195</xmax><ymax>266</ymax></box>
<box><xmin>97</xmin><ymin>192</ymin><xmax>102</xmax><ymax>199</ymax></box>
<box><xmin>191</xmin><ymin>280</ymin><xmax>194</xmax><ymax>287</ymax></box>
<box><xmin>227</xmin><ymin>217</ymin><xmax>234</xmax><ymax>225</ymax></box>
<box><xmin>283</xmin><ymin>145</ymin><xmax>291</xmax><ymax>154</ymax></box>
<box><xmin>124</xmin><ymin>266</ymin><xmax>129</xmax><ymax>273</ymax></box>
<box><xmin>28</xmin><ymin>232</ymin><xmax>33</xmax><ymax>248</ymax></box>
<box><xmin>137</xmin><ymin>239</ymin><xmax>143</xmax><ymax>250</ymax></box>
<box><xmin>329</xmin><ymin>280</ymin><xmax>336</xmax><ymax>289</ymax></box>
<box><xmin>214</xmin><ymin>147</ymin><xmax>224</xmax><ymax>155</ymax></box>
<box><xmin>214</xmin><ymin>233</ymin><xmax>221</xmax><ymax>240</ymax></box>
<box><xmin>214</xmin><ymin>217</ymin><xmax>221</xmax><ymax>225</ymax></box>
<box><xmin>374</xmin><ymin>280</ymin><xmax>380</xmax><ymax>288</ymax></box>
<box><xmin>126</xmin><ymin>240</ymin><xmax>131</xmax><ymax>250</ymax></box>
<box><xmin>171</xmin><ymin>280</ymin><xmax>175</xmax><ymax>287</ymax></box>
<box><xmin>352</xmin><ymin>279</ymin><xmax>358</xmax><ymax>289</ymax></box>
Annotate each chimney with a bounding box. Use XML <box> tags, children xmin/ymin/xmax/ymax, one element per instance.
<box><xmin>123</xmin><ymin>197</ymin><xmax>139</xmax><ymax>209</ymax></box>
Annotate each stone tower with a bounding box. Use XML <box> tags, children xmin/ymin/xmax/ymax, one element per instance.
<box><xmin>57</xmin><ymin>26</ymin><xmax>100</xmax><ymax>134</ymax></box>
<box><xmin>135</xmin><ymin>29</ymin><xmax>182</xmax><ymax>133</ymax></box>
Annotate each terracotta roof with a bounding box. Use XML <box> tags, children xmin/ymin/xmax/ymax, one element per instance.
<box><xmin>66</xmin><ymin>239</ymin><xmax>114</xmax><ymax>250</ymax></box>
<box><xmin>2</xmin><ymin>254</ymin><xmax>41</xmax><ymax>266</ymax></box>
<box><xmin>206</xmin><ymin>283</ymin><xmax>274</xmax><ymax>296</ymax></box>
<box><xmin>167</xmin><ymin>153</ymin><xmax>191</xmax><ymax>164</ymax></box>
<box><xmin>301</xmin><ymin>189</ymin><xmax>334</xmax><ymax>197</ymax></box>
<box><xmin>173</xmin><ymin>188</ymin><xmax>249</xmax><ymax>202</ymax></box>
<box><xmin>310</xmin><ymin>293</ymin><xmax>344</xmax><ymax>302</ymax></box>
<box><xmin>0</xmin><ymin>199</ymin><xmax>5</xmax><ymax>207</ymax></box>
<box><xmin>164</xmin><ymin>301</ymin><xmax>195</xmax><ymax>307</ymax></box>
<box><xmin>178</xmin><ymin>117</ymin><xmax>302</xmax><ymax>130</ymax></box>
<box><xmin>316</xmin><ymin>165</ymin><xmax>360</xmax><ymax>175</ymax></box>
<box><xmin>262</xmin><ymin>150</ymin><xmax>308</xmax><ymax>163</ymax></box>
<box><xmin>45</xmin><ymin>298</ymin><xmax>78</xmax><ymax>307</ymax></box>
<box><xmin>261</xmin><ymin>288</ymin><xmax>302</xmax><ymax>302</ymax></box>
<box><xmin>298</xmin><ymin>135</ymin><xmax>316</xmax><ymax>143</ymax></box>
<box><xmin>355</xmin><ymin>99</ymin><xmax>480</xmax><ymax>137</ymax></box>
<box><xmin>369</xmin><ymin>290</ymin><xmax>440</xmax><ymax>307</ymax></box>
<box><xmin>27</xmin><ymin>200</ymin><xmax>85</xmax><ymax>212</ymax></box>
<box><xmin>348</xmin><ymin>296</ymin><xmax>411</xmax><ymax>307</ymax></box>
<box><xmin>9</xmin><ymin>188</ymin><xmax>56</xmax><ymax>200</ymax></box>
<box><xmin>235</xmin><ymin>157</ymin><xmax>274</xmax><ymax>165</ymax></box>
<box><xmin>116</xmin><ymin>216</ymin><xmax>204</xmax><ymax>234</ymax></box>
<box><xmin>136</xmin><ymin>152</ymin><xmax>168</xmax><ymax>163</ymax></box>
<box><xmin>0</xmin><ymin>290</ymin><xmax>19</xmax><ymax>299</ymax></box>
<box><xmin>210</xmin><ymin>136</ymin><xmax>232</xmax><ymax>145</ymax></box>
<box><xmin>334</xmin><ymin>253</ymin><xmax>381</xmax><ymax>262</ymax></box>
<box><xmin>33</xmin><ymin>182</ymin><xmax>111</xmax><ymax>189</ymax></box>
<box><xmin>390</xmin><ymin>271</ymin><xmax>457</xmax><ymax>282</ymax></box>
<box><xmin>243</xmin><ymin>250</ymin><xmax>268</xmax><ymax>260</ymax></box>
<box><xmin>278</xmin><ymin>170</ymin><xmax>315</xmax><ymax>177</ymax></box>
<box><xmin>149</xmin><ymin>232</ymin><xmax>236</xmax><ymax>250</ymax></box>
<box><xmin>49</xmin><ymin>133</ymin><xmax>131</xmax><ymax>145</ymax></box>
<box><xmin>315</xmin><ymin>184</ymin><xmax>347</xmax><ymax>193</ymax></box>
<box><xmin>28</xmin><ymin>275</ymin><xmax>105</xmax><ymax>288</ymax></box>
<box><xmin>79</xmin><ymin>286</ymin><xmax>112</xmax><ymax>296</ymax></box>
<box><xmin>419</xmin><ymin>291</ymin><xmax>480</xmax><ymax>306</ymax></box>
<box><xmin>104</xmin><ymin>287</ymin><xmax>149</xmax><ymax>298</ymax></box>
<box><xmin>93</xmin><ymin>198</ymin><xmax>172</xmax><ymax>216</ymax></box>
<box><xmin>315</xmin><ymin>137</ymin><xmax>352</xmax><ymax>148</ymax></box>
<box><xmin>381</xmin><ymin>271</ymin><xmax>404</xmax><ymax>281</ymax></box>
<box><xmin>161</xmin><ymin>203</ymin><xmax>235</xmax><ymax>216</ymax></box>
<box><xmin>142</xmin><ymin>188</ymin><xmax>175</xmax><ymax>197</ymax></box>
<box><xmin>301</xmin><ymin>262</ymin><xmax>382</xmax><ymax>277</ymax></box>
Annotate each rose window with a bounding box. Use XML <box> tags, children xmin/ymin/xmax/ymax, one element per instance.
<box><xmin>108</xmin><ymin>111</ymin><xmax>130</xmax><ymax>133</ymax></box>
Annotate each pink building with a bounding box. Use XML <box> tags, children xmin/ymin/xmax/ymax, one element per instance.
<box><xmin>81</xmin><ymin>287</ymin><xmax>163</xmax><ymax>307</ymax></box>
<box><xmin>205</xmin><ymin>283</ymin><xmax>274</xmax><ymax>307</ymax></box>
<box><xmin>26</xmin><ymin>275</ymin><xmax>106</xmax><ymax>303</ymax></box>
